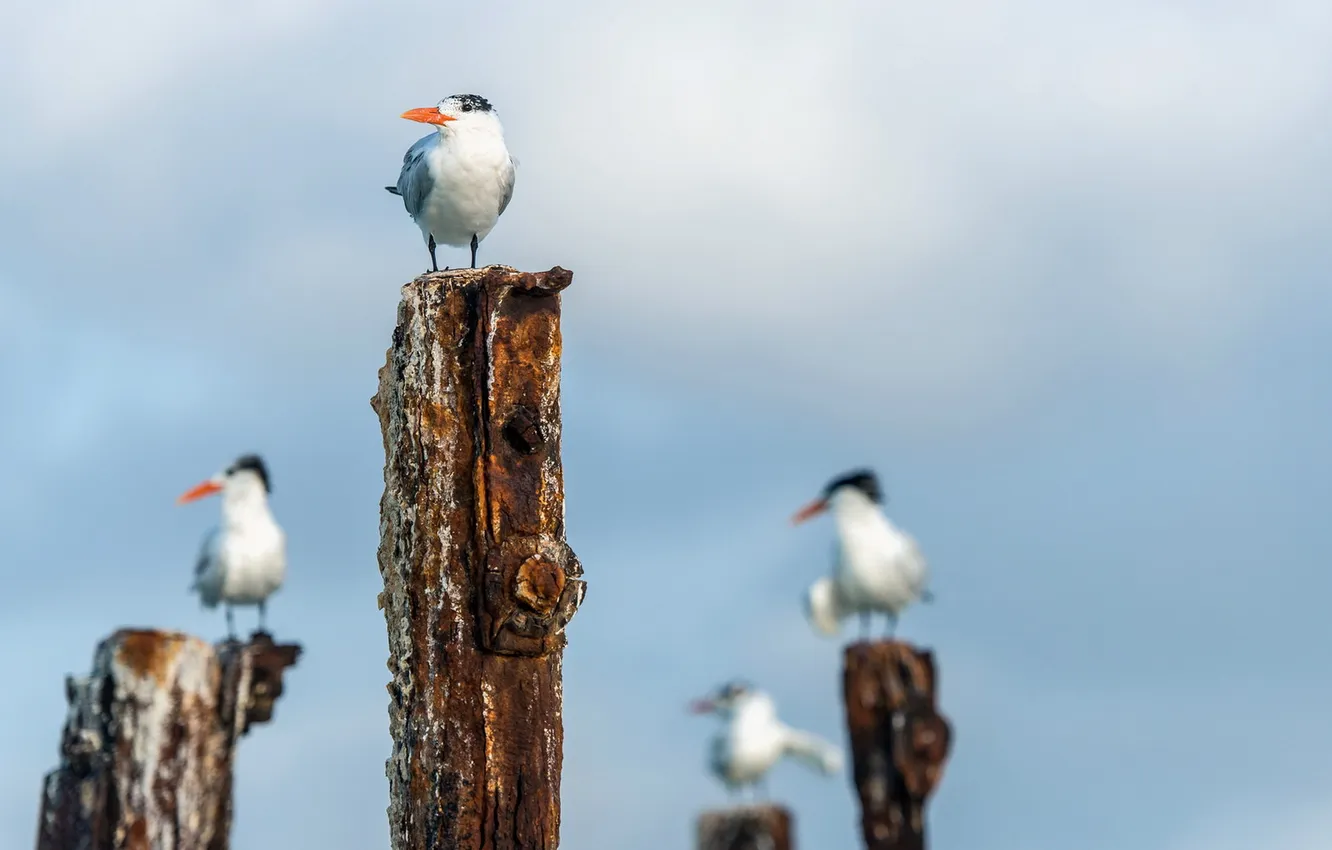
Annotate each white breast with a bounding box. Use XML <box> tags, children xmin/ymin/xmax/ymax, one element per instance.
<box><xmin>833</xmin><ymin>511</ymin><xmax>928</xmax><ymax>615</ymax></box>
<box><xmin>711</xmin><ymin>699</ymin><xmax>786</xmax><ymax>787</ymax></box>
<box><xmin>216</xmin><ymin>521</ymin><xmax>286</xmax><ymax>605</ymax></box>
<box><xmin>419</xmin><ymin>130</ymin><xmax>514</xmax><ymax>247</ymax></box>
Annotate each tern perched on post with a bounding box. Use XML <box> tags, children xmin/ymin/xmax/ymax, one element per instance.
<box><xmin>792</xmin><ymin>469</ymin><xmax>932</xmax><ymax>639</ymax></box>
<box><xmin>689</xmin><ymin>680</ymin><xmax>843</xmax><ymax>798</ymax></box>
<box><xmin>177</xmin><ymin>454</ymin><xmax>286</xmax><ymax>639</ymax></box>
<box><xmin>387</xmin><ymin>93</ymin><xmax>516</xmax><ymax>271</ymax></box>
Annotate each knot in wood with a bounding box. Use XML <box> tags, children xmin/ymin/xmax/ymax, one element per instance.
<box><xmin>502</xmin><ymin>406</ymin><xmax>546</xmax><ymax>455</ymax></box>
<box><xmin>900</xmin><ymin>710</ymin><xmax>951</xmax><ymax>799</ymax></box>
<box><xmin>514</xmin><ymin>555</ymin><xmax>565</xmax><ymax>616</ymax></box>
<box><xmin>241</xmin><ymin>640</ymin><xmax>302</xmax><ymax>731</ymax></box>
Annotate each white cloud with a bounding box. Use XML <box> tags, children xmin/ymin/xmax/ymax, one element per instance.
<box><xmin>2</xmin><ymin>0</ymin><xmax>1329</xmax><ymax>433</ymax></box>
<box><xmin>0</xmin><ymin>0</ymin><xmax>326</xmax><ymax>146</ymax></box>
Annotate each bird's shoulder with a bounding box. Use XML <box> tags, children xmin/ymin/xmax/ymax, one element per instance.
<box><xmin>395</xmin><ymin>134</ymin><xmax>440</xmax><ymax>215</ymax></box>
<box><xmin>194</xmin><ymin>527</ymin><xmax>221</xmax><ymax>576</ymax></box>
<box><xmin>401</xmin><ymin>132</ymin><xmax>438</xmax><ymax>166</ymax></box>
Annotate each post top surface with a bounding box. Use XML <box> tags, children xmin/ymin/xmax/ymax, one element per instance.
<box><xmin>403</xmin><ymin>265</ymin><xmax>573</xmax><ymax>296</ymax></box>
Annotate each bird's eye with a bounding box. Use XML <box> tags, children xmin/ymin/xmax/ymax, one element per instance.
<box><xmin>461</xmin><ymin>103</ymin><xmax>473</xmax><ymax>112</ymax></box>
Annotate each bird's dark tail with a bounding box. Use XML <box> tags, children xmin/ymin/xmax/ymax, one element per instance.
<box><xmin>385</xmin><ymin>186</ymin><xmax>401</xmax><ymax>195</ymax></box>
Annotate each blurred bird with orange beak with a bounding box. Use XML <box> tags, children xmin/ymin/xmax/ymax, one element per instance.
<box><xmin>792</xmin><ymin>469</ymin><xmax>932</xmax><ymax>640</ymax></box>
<box><xmin>386</xmin><ymin>93</ymin><xmax>516</xmax><ymax>271</ymax></box>
<box><xmin>178</xmin><ymin>454</ymin><xmax>286</xmax><ymax>639</ymax></box>
<box><xmin>689</xmin><ymin>680</ymin><xmax>842</xmax><ymax>799</ymax></box>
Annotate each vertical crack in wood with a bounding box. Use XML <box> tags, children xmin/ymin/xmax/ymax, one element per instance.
<box><xmin>374</xmin><ymin>265</ymin><xmax>583</xmax><ymax>850</ymax></box>
<box><xmin>842</xmin><ymin>641</ymin><xmax>951</xmax><ymax>850</ymax></box>
<box><xmin>35</xmin><ymin>629</ymin><xmax>300</xmax><ymax>850</ymax></box>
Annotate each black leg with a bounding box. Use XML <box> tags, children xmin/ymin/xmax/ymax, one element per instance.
<box><xmin>859</xmin><ymin>611</ymin><xmax>871</xmax><ymax>641</ymax></box>
<box><xmin>884</xmin><ymin>613</ymin><xmax>898</xmax><ymax>640</ymax></box>
<box><xmin>470</xmin><ymin>233</ymin><xmax>478</xmax><ymax>268</ymax></box>
<box><xmin>428</xmin><ymin>235</ymin><xmax>438</xmax><ymax>272</ymax></box>
<box><xmin>226</xmin><ymin>606</ymin><xmax>236</xmax><ymax>640</ymax></box>
<box><xmin>258</xmin><ymin>599</ymin><xmax>267</xmax><ymax>634</ymax></box>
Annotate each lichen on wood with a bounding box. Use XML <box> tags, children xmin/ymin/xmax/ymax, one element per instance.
<box><xmin>36</xmin><ymin>629</ymin><xmax>301</xmax><ymax>850</ymax></box>
<box><xmin>843</xmin><ymin>641</ymin><xmax>951</xmax><ymax>850</ymax></box>
<box><xmin>372</xmin><ymin>266</ymin><xmax>584</xmax><ymax>850</ymax></box>
<box><xmin>697</xmin><ymin>805</ymin><xmax>794</xmax><ymax>850</ymax></box>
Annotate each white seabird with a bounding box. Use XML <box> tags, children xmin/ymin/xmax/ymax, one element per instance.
<box><xmin>690</xmin><ymin>680</ymin><xmax>843</xmax><ymax>798</ymax></box>
<box><xmin>178</xmin><ymin>454</ymin><xmax>286</xmax><ymax>638</ymax></box>
<box><xmin>387</xmin><ymin>93</ymin><xmax>516</xmax><ymax>271</ymax></box>
<box><xmin>792</xmin><ymin>469</ymin><xmax>932</xmax><ymax>639</ymax></box>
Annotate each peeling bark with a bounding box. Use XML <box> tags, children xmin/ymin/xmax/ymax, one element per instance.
<box><xmin>697</xmin><ymin>805</ymin><xmax>793</xmax><ymax>850</ymax></box>
<box><xmin>843</xmin><ymin>641</ymin><xmax>951</xmax><ymax>850</ymax></box>
<box><xmin>372</xmin><ymin>266</ymin><xmax>584</xmax><ymax>850</ymax></box>
<box><xmin>35</xmin><ymin>629</ymin><xmax>301</xmax><ymax>850</ymax></box>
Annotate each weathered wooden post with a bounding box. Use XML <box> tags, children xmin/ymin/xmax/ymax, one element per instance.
<box><xmin>843</xmin><ymin>641</ymin><xmax>951</xmax><ymax>850</ymax></box>
<box><xmin>697</xmin><ymin>805</ymin><xmax>794</xmax><ymax>850</ymax></box>
<box><xmin>372</xmin><ymin>266</ymin><xmax>585</xmax><ymax>850</ymax></box>
<box><xmin>35</xmin><ymin>629</ymin><xmax>301</xmax><ymax>850</ymax></box>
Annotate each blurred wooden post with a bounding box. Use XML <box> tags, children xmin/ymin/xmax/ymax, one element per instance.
<box><xmin>843</xmin><ymin>641</ymin><xmax>951</xmax><ymax>850</ymax></box>
<box><xmin>372</xmin><ymin>266</ymin><xmax>586</xmax><ymax>850</ymax></box>
<box><xmin>697</xmin><ymin>806</ymin><xmax>794</xmax><ymax>850</ymax></box>
<box><xmin>35</xmin><ymin>629</ymin><xmax>301</xmax><ymax>850</ymax></box>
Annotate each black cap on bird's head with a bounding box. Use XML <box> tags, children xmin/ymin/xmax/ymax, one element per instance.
<box><xmin>447</xmin><ymin>93</ymin><xmax>493</xmax><ymax>114</ymax></box>
<box><xmin>227</xmin><ymin>454</ymin><xmax>272</xmax><ymax>494</ymax></box>
<box><xmin>688</xmin><ymin>679</ymin><xmax>753</xmax><ymax>715</ymax></box>
<box><xmin>790</xmin><ymin>468</ymin><xmax>884</xmax><ymax>524</ymax></box>
<box><xmin>715</xmin><ymin>679</ymin><xmax>751</xmax><ymax>700</ymax></box>
<box><xmin>822</xmin><ymin>469</ymin><xmax>881</xmax><ymax>503</ymax></box>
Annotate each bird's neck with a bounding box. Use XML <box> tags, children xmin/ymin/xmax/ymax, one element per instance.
<box><xmin>730</xmin><ymin>694</ymin><xmax>778</xmax><ymax>731</ymax></box>
<box><xmin>831</xmin><ymin>490</ymin><xmax>888</xmax><ymax>535</ymax></box>
<box><xmin>439</xmin><ymin>122</ymin><xmax>504</xmax><ymax>148</ymax></box>
<box><xmin>222</xmin><ymin>489</ymin><xmax>275</xmax><ymax>530</ymax></box>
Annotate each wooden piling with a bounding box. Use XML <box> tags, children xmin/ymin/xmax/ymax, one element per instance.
<box><xmin>372</xmin><ymin>266</ymin><xmax>585</xmax><ymax>850</ymax></box>
<box><xmin>697</xmin><ymin>805</ymin><xmax>794</xmax><ymax>850</ymax></box>
<box><xmin>35</xmin><ymin>629</ymin><xmax>300</xmax><ymax>850</ymax></box>
<box><xmin>843</xmin><ymin>640</ymin><xmax>951</xmax><ymax>850</ymax></box>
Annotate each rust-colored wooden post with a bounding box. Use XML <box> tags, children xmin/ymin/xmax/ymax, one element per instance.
<box><xmin>697</xmin><ymin>805</ymin><xmax>794</xmax><ymax>850</ymax></box>
<box><xmin>843</xmin><ymin>641</ymin><xmax>951</xmax><ymax>850</ymax></box>
<box><xmin>35</xmin><ymin>629</ymin><xmax>301</xmax><ymax>850</ymax></box>
<box><xmin>372</xmin><ymin>266</ymin><xmax>586</xmax><ymax>850</ymax></box>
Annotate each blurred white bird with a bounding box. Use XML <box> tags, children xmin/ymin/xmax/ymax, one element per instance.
<box><xmin>387</xmin><ymin>93</ymin><xmax>516</xmax><ymax>271</ymax></box>
<box><xmin>177</xmin><ymin>454</ymin><xmax>286</xmax><ymax>638</ymax></box>
<box><xmin>689</xmin><ymin>680</ymin><xmax>843</xmax><ymax>798</ymax></box>
<box><xmin>792</xmin><ymin>469</ymin><xmax>931</xmax><ymax>639</ymax></box>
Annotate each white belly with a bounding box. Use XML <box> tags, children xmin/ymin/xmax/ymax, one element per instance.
<box><xmin>418</xmin><ymin>139</ymin><xmax>512</xmax><ymax>247</ymax></box>
<box><xmin>835</xmin><ymin>533</ymin><xmax>928</xmax><ymax>615</ymax></box>
<box><xmin>206</xmin><ymin>527</ymin><xmax>286</xmax><ymax>606</ymax></box>
<box><xmin>712</xmin><ymin>726</ymin><xmax>784</xmax><ymax>787</ymax></box>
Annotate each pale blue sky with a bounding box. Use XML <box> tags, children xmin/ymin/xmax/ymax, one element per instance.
<box><xmin>3</xmin><ymin>2</ymin><xmax>1332</xmax><ymax>848</ymax></box>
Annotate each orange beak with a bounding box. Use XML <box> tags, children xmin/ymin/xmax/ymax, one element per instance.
<box><xmin>790</xmin><ymin>498</ymin><xmax>829</xmax><ymax>525</ymax></box>
<box><xmin>177</xmin><ymin>480</ymin><xmax>223</xmax><ymax>504</ymax></box>
<box><xmin>401</xmin><ymin>107</ymin><xmax>456</xmax><ymax>126</ymax></box>
<box><xmin>688</xmin><ymin>698</ymin><xmax>716</xmax><ymax>714</ymax></box>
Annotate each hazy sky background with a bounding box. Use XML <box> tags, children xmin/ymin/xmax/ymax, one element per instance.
<box><xmin>3</xmin><ymin>1</ymin><xmax>1332</xmax><ymax>848</ymax></box>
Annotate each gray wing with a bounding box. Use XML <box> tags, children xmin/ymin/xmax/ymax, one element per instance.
<box><xmin>708</xmin><ymin>734</ymin><xmax>731</xmax><ymax>784</ymax></box>
<box><xmin>392</xmin><ymin>134</ymin><xmax>438</xmax><ymax>219</ymax></box>
<box><xmin>191</xmin><ymin>527</ymin><xmax>220</xmax><ymax>586</ymax></box>
<box><xmin>497</xmin><ymin>156</ymin><xmax>517</xmax><ymax>217</ymax></box>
